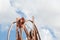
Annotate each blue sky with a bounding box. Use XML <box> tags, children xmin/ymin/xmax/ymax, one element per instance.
<box><xmin>0</xmin><ymin>0</ymin><xmax>60</xmax><ymax>40</ymax></box>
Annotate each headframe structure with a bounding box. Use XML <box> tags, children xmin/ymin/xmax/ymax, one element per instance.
<box><xmin>7</xmin><ymin>16</ymin><xmax>41</xmax><ymax>40</ymax></box>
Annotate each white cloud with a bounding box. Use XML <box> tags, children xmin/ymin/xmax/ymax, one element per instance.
<box><xmin>0</xmin><ymin>0</ymin><xmax>20</xmax><ymax>32</ymax></box>
<box><xmin>40</xmin><ymin>29</ymin><xmax>52</xmax><ymax>40</ymax></box>
<box><xmin>10</xmin><ymin>0</ymin><xmax>60</xmax><ymax>27</ymax></box>
<box><xmin>0</xmin><ymin>0</ymin><xmax>20</xmax><ymax>23</ymax></box>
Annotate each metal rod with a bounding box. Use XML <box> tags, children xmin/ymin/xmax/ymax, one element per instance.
<box><xmin>7</xmin><ymin>22</ymin><xmax>16</xmax><ymax>40</ymax></box>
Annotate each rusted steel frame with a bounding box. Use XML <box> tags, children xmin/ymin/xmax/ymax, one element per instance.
<box><xmin>27</xmin><ymin>20</ymin><xmax>41</xmax><ymax>40</ymax></box>
<box><xmin>16</xmin><ymin>17</ymin><xmax>29</xmax><ymax>40</ymax></box>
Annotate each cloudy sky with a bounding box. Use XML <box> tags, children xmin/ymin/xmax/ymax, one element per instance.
<box><xmin>0</xmin><ymin>0</ymin><xmax>60</xmax><ymax>40</ymax></box>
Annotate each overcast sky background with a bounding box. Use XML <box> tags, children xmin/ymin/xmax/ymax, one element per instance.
<box><xmin>0</xmin><ymin>0</ymin><xmax>60</xmax><ymax>40</ymax></box>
